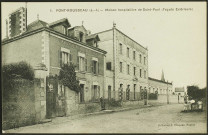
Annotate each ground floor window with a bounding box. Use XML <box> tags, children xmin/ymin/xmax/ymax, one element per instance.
<box><xmin>91</xmin><ymin>85</ymin><xmax>100</xmax><ymax>101</ymax></box>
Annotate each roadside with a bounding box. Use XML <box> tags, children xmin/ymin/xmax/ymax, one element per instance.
<box><xmin>4</xmin><ymin>103</ymin><xmax>206</xmax><ymax>133</ymax></box>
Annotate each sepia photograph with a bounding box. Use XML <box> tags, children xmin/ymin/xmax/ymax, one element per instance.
<box><xmin>1</xmin><ymin>1</ymin><xmax>207</xmax><ymax>134</ymax></box>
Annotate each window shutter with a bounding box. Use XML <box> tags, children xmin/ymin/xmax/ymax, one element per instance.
<box><xmin>59</xmin><ymin>50</ymin><xmax>62</xmax><ymax>67</ymax></box>
<box><xmin>98</xmin><ymin>86</ymin><xmax>100</xmax><ymax>98</ymax></box>
<box><xmin>91</xmin><ymin>85</ymin><xmax>94</xmax><ymax>101</ymax></box>
<box><xmin>91</xmin><ymin>61</ymin><xmax>94</xmax><ymax>73</ymax></box>
<box><xmin>85</xmin><ymin>58</ymin><xmax>87</xmax><ymax>72</ymax></box>
<box><xmin>77</xmin><ymin>56</ymin><xmax>79</xmax><ymax>70</ymax></box>
<box><xmin>70</xmin><ymin>53</ymin><xmax>72</xmax><ymax>65</ymax></box>
<box><xmin>97</xmin><ymin>62</ymin><xmax>99</xmax><ymax>74</ymax></box>
<box><xmin>67</xmin><ymin>53</ymin><xmax>70</xmax><ymax>65</ymax></box>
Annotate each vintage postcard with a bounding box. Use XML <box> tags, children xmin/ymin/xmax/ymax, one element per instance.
<box><xmin>1</xmin><ymin>1</ymin><xmax>207</xmax><ymax>134</ymax></box>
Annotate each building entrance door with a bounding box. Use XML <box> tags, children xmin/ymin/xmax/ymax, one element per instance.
<box><xmin>108</xmin><ymin>86</ymin><xmax>111</xmax><ymax>100</ymax></box>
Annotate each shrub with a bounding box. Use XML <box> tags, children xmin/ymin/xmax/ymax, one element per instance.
<box><xmin>58</xmin><ymin>64</ymin><xmax>81</xmax><ymax>93</ymax></box>
<box><xmin>107</xmin><ymin>98</ymin><xmax>122</xmax><ymax>107</ymax></box>
<box><xmin>148</xmin><ymin>93</ymin><xmax>158</xmax><ymax>100</ymax></box>
<box><xmin>2</xmin><ymin>61</ymin><xmax>34</xmax><ymax>81</ymax></box>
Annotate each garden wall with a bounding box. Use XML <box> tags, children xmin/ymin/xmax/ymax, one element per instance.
<box><xmin>2</xmin><ymin>78</ymin><xmax>45</xmax><ymax>130</ymax></box>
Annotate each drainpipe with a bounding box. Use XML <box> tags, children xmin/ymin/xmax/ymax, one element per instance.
<box><xmin>113</xmin><ymin>23</ymin><xmax>116</xmax><ymax>99</ymax></box>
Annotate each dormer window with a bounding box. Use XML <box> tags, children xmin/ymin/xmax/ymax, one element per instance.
<box><xmin>95</xmin><ymin>41</ymin><xmax>98</xmax><ymax>47</ymax></box>
<box><xmin>79</xmin><ymin>32</ymin><xmax>84</xmax><ymax>42</ymax></box>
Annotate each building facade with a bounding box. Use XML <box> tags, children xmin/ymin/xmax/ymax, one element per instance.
<box><xmin>175</xmin><ymin>87</ymin><xmax>185</xmax><ymax>96</ymax></box>
<box><xmin>2</xmin><ymin>14</ymin><xmax>107</xmax><ymax>105</ymax></box>
<box><xmin>148</xmin><ymin>77</ymin><xmax>173</xmax><ymax>95</ymax></box>
<box><xmin>94</xmin><ymin>25</ymin><xmax>149</xmax><ymax>101</ymax></box>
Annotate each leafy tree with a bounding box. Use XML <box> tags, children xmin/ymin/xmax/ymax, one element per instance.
<box><xmin>58</xmin><ymin>64</ymin><xmax>81</xmax><ymax>93</ymax></box>
<box><xmin>187</xmin><ymin>85</ymin><xmax>206</xmax><ymax>100</ymax></box>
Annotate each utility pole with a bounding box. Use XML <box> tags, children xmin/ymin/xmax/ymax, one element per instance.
<box><xmin>167</xmin><ymin>82</ymin><xmax>169</xmax><ymax>104</ymax></box>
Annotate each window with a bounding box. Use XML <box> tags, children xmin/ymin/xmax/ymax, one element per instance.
<box><xmin>144</xmin><ymin>70</ymin><xmax>146</xmax><ymax>78</ymax></box>
<box><xmin>91</xmin><ymin>85</ymin><xmax>100</xmax><ymax>101</ymax></box>
<box><xmin>139</xmin><ymin>54</ymin><xmax>142</xmax><ymax>63</ymax></box>
<box><xmin>127</xmin><ymin>47</ymin><xmax>130</xmax><ymax>57</ymax></box>
<box><xmin>120</xmin><ymin>62</ymin><xmax>123</xmax><ymax>73</ymax></box>
<box><xmin>144</xmin><ymin>57</ymin><xmax>146</xmax><ymax>65</ymax></box>
<box><xmin>140</xmin><ymin>69</ymin><xmax>142</xmax><ymax>78</ymax></box>
<box><xmin>61</xmin><ymin>51</ymin><xmax>72</xmax><ymax>67</ymax></box>
<box><xmin>106</xmin><ymin>62</ymin><xmax>111</xmax><ymax>70</ymax></box>
<box><xmin>92</xmin><ymin>60</ymin><xmax>98</xmax><ymax>74</ymax></box>
<box><xmin>95</xmin><ymin>41</ymin><xmax>98</xmax><ymax>47</ymax></box>
<box><xmin>134</xmin><ymin>67</ymin><xmax>136</xmax><ymax>75</ymax></box>
<box><xmin>119</xmin><ymin>43</ymin><xmax>122</xmax><ymax>54</ymax></box>
<box><xmin>78</xmin><ymin>57</ymin><xmax>86</xmax><ymax>72</ymax></box>
<box><xmin>127</xmin><ymin>64</ymin><xmax>130</xmax><ymax>74</ymax></box>
<box><xmin>133</xmin><ymin>51</ymin><xmax>136</xmax><ymax>60</ymax></box>
<box><xmin>79</xmin><ymin>32</ymin><xmax>84</xmax><ymax>42</ymax></box>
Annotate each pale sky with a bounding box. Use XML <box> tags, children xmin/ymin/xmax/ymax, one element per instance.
<box><xmin>1</xmin><ymin>2</ymin><xmax>207</xmax><ymax>89</ymax></box>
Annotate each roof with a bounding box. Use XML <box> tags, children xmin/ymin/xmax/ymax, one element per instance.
<box><xmin>175</xmin><ymin>87</ymin><xmax>185</xmax><ymax>92</ymax></box>
<box><xmin>86</xmin><ymin>34</ymin><xmax>100</xmax><ymax>41</ymax></box>
<box><xmin>49</xmin><ymin>18</ymin><xmax>71</xmax><ymax>27</ymax></box>
<box><xmin>148</xmin><ymin>77</ymin><xmax>172</xmax><ymax>85</ymax></box>
<box><xmin>93</xmin><ymin>28</ymin><xmax>147</xmax><ymax>51</ymax></box>
<box><xmin>2</xmin><ymin>26</ymin><xmax>107</xmax><ymax>55</ymax></box>
<box><xmin>27</xmin><ymin>20</ymin><xmax>48</xmax><ymax>32</ymax></box>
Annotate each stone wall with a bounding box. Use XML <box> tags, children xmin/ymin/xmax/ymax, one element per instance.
<box><xmin>2</xmin><ymin>78</ymin><xmax>46</xmax><ymax>130</ymax></box>
<box><xmin>148</xmin><ymin>94</ymin><xmax>184</xmax><ymax>104</ymax></box>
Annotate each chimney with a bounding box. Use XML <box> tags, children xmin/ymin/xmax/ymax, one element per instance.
<box><xmin>87</xmin><ymin>30</ymin><xmax>91</xmax><ymax>35</ymax></box>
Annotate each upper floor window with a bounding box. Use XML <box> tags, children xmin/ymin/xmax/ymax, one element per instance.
<box><xmin>127</xmin><ymin>64</ymin><xmax>130</xmax><ymax>74</ymax></box>
<box><xmin>60</xmin><ymin>48</ymin><xmax>72</xmax><ymax>67</ymax></box>
<box><xmin>77</xmin><ymin>52</ymin><xmax>87</xmax><ymax>72</ymax></box>
<box><xmin>127</xmin><ymin>47</ymin><xmax>130</xmax><ymax>58</ymax></box>
<box><xmin>119</xmin><ymin>43</ymin><xmax>122</xmax><ymax>54</ymax></box>
<box><xmin>140</xmin><ymin>69</ymin><xmax>142</xmax><ymax>78</ymax></box>
<box><xmin>133</xmin><ymin>51</ymin><xmax>136</xmax><ymax>60</ymax></box>
<box><xmin>139</xmin><ymin>54</ymin><xmax>142</xmax><ymax>63</ymax></box>
<box><xmin>91</xmin><ymin>57</ymin><xmax>99</xmax><ymax>74</ymax></box>
<box><xmin>120</xmin><ymin>62</ymin><xmax>123</xmax><ymax>73</ymax></box>
<box><xmin>106</xmin><ymin>62</ymin><xmax>112</xmax><ymax>70</ymax></box>
<box><xmin>134</xmin><ymin>67</ymin><xmax>136</xmax><ymax>75</ymax></box>
<box><xmin>144</xmin><ymin>70</ymin><xmax>146</xmax><ymax>78</ymax></box>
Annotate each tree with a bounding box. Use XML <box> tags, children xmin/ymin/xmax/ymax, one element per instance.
<box><xmin>187</xmin><ymin>85</ymin><xmax>206</xmax><ymax>100</ymax></box>
<box><xmin>58</xmin><ymin>64</ymin><xmax>81</xmax><ymax>93</ymax></box>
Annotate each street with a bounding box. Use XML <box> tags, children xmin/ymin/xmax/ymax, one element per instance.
<box><xmin>4</xmin><ymin>104</ymin><xmax>207</xmax><ymax>133</ymax></box>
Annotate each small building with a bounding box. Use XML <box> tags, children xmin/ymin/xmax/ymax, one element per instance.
<box><xmin>148</xmin><ymin>71</ymin><xmax>173</xmax><ymax>95</ymax></box>
<box><xmin>148</xmin><ymin>77</ymin><xmax>173</xmax><ymax>95</ymax></box>
<box><xmin>175</xmin><ymin>87</ymin><xmax>185</xmax><ymax>96</ymax></box>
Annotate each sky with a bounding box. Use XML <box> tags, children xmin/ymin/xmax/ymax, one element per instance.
<box><xmin>1</xmin><ymin>2</ymin><xmax>207</xmax><ymax>89</ymax></box>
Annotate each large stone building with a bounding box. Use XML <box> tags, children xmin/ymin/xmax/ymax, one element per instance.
<box><xmin>93</xmin><ymin>24</ymin><xmax>149</xmax><ymax>101</ymax></box>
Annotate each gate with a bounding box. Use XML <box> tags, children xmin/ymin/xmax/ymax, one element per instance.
<box><xmin>46</xmin><ymin>76</ymin><xmax>66</xmax><ymax>118</ymax></box>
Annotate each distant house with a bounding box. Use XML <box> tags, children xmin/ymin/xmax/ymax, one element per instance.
<box><xmin>175</xmin><ymin>87</ymin><xmax>185</xmax><ymax>96</ymax></box>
